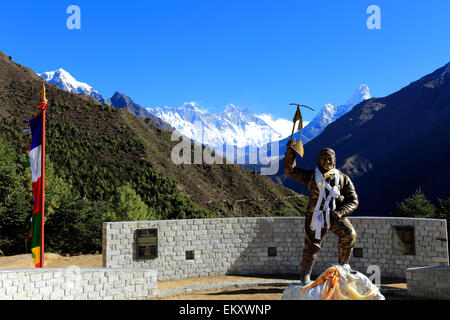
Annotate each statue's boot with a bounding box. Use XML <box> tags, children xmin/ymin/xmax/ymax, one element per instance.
<box><xmin>301</xmin><ymin>273</ymin><xmax>313</xmax><ymax>287</ymax></box>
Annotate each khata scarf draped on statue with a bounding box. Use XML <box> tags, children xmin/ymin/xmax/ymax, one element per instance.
<box><xmin>310</xmin><ymin>168</ymin><xmax>341</xmax><ymax>240</ymax></box>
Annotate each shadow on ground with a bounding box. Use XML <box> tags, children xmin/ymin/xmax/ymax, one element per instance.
<box><xmin>206</xmin><ymin>287</ymin><xmax>286</xmax><ymax>296</ymax></box>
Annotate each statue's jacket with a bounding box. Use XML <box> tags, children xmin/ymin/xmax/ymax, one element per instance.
<box><xmin>284</xmin><ymin>149</ymin><xmax>359</xmax><ymax>226</ymax></box>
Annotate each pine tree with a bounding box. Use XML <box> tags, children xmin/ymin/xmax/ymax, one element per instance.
<box><xmin>107</xmin><ymin>184</ymin><xmax>156</xmax><ymax>222</ymax></box>
<box><xmin>0</xmin><ymin>137</ymin><xmax>31</xmax><ymax>255</ymax></box>
<box><xmin>394</xmin><ymin>187</ymin><xmax>437</xmax><ymax>218</ymax></box>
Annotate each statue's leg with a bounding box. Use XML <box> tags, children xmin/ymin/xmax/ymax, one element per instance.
<box><xmin>301</xmin><ymin>235</ymin><xmax>320</xmax><ymax>285</ymax></box>
<box><xmin>330</xmin><ymin>215</ymin><xmax>357</xmax><ymax>265</ymax></box>
<box><xmin>301</xmin><ymin>214</ymin><xmax>326</xmax><ymax>285</ymax></box>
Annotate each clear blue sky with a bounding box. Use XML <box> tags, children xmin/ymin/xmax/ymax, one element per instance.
<box><xmin>1</xmin><ymin>0</ymin><xmax>449</xmax><ymax>122</ymax></box>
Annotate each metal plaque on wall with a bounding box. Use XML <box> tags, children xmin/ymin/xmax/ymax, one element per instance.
<box><xmin>136</xmin><ymin>228</ymin><xmax>158</xmax><ymax>259</ymax></box>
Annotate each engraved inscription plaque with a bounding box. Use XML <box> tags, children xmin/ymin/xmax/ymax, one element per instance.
<box><xmin>136</xmin><ymin>228</ymin><xmax>158</xmax><ymax>259</ymax></box>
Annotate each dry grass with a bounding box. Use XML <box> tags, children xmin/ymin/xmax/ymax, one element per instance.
<box><xmin>0</xmin><ymin>253</ymin><xmax>102</xmax><ymax>269</ymax></box>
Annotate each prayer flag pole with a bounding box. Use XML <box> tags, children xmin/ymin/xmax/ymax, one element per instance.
<box><xmin>39</xmin><ymin>83</ymin><xmax>47</xmax><ymax>268</ymax></box>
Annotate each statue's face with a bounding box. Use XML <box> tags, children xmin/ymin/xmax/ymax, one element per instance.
<box><xmin>318</xmin><ymin>149</ymin><xmax>336</xmax><ymax>172</ymax></box>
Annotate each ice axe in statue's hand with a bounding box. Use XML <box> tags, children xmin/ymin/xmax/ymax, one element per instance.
<box><xmin>288</xmin><ymin>103</ymin><xmax>315</xmax><ymax>157</ymax></box>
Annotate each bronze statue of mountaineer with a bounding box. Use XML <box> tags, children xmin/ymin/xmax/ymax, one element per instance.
<box><xmin>284</xmin><ymin>139</ymin><xmax>359</xmax><ymax>286</ymax></box>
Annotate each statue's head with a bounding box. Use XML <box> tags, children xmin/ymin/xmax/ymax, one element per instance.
<box><xmin>318</xmin><ymin>148</ymin><xmax>336</xmax><ymax>172</ymax></box>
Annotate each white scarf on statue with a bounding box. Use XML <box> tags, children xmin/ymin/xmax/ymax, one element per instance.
<box><xmin>310</xmin><ymin>167</ymin><xmax>341</xmax><ymax>240</ymax></box>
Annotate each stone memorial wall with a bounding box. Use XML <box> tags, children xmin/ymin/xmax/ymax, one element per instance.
<box><xmin>103</xmin><ymin>217</ymin><xmax>449</xmax><ymax>280</ymax></box>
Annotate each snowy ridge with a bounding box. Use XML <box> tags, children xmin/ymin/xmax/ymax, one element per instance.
<box><xmin>147</xmin><ymin>103</ymin><xmax>290</xmax><ymax>150</ymax></box>
<box><xmin>147</xmin><ymin>85</ymin><xmax>371</xmax><ymax>158</ymax></box>
<box><xmin>38</xmin><ymin>68</ymin><xmax>105</xmax><ymax>103</ymax></box>
<box><xmin>441</xmin><ymin>63</ymin><xmax>450</xmax><ymax>77</ymax></box>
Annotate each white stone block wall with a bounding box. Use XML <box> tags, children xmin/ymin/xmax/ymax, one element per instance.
<box><xmin>406</xmin><ymin>266</ymin><xmax>450</xmax><ymax>299</ymax></box>
<box><xmin>0</xmin><ymin>268</ymin><xmax>157</xmax><ymax>300</ymax></box>
<box><xmin>317</xmin><ymin>217</ymin><xmax>449</xmax><ymax>278</ymax></box>
<box><xmin>103</xmin><ymin>217</ymin><xmax>449</xmax><ymax>281</ymax></box>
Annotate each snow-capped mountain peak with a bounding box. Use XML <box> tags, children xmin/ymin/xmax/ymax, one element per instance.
<box><xmin>38</xmin><ymin>68</ymin><xmax>105</xmax><ymax>103</ymax></box>
<box><xmin>346</xmin><ymin>84</ymin><xmax>371</xmax><ymax>106</ymax></box>
<box><xmin>181</xmin><ymin>102</ymin><xmax>208</xmax><ymax>114</ymax></box>
<box><xmin>181</xmin><ymin>101</ymin><xmax>198</xmax><ymax>109</ymax></box>
<box><xmin>302</xmin><ymin>84</ymin><xmax>371</xmax><ymax>141</ymax></box>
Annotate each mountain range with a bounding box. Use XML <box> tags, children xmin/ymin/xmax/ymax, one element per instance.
<box><xmin>37</xmin><ymin>68</ymin><xmax>372</xmax><ymax>161</ymax></box>
<box><xmin>146</xmin><ymin>86</ymin><xmax>370</xmax><ymax>157</ymax></box>
<box><xmin>146</xmin><ymin>103</ymin><xmax>291</xmax><ymax>152</ymax></box>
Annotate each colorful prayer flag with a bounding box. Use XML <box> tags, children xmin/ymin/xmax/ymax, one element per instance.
<box><xmin>28</xmin><ymin>110</ymin><xmax>44</xmax><ymax>267</ymax></box>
